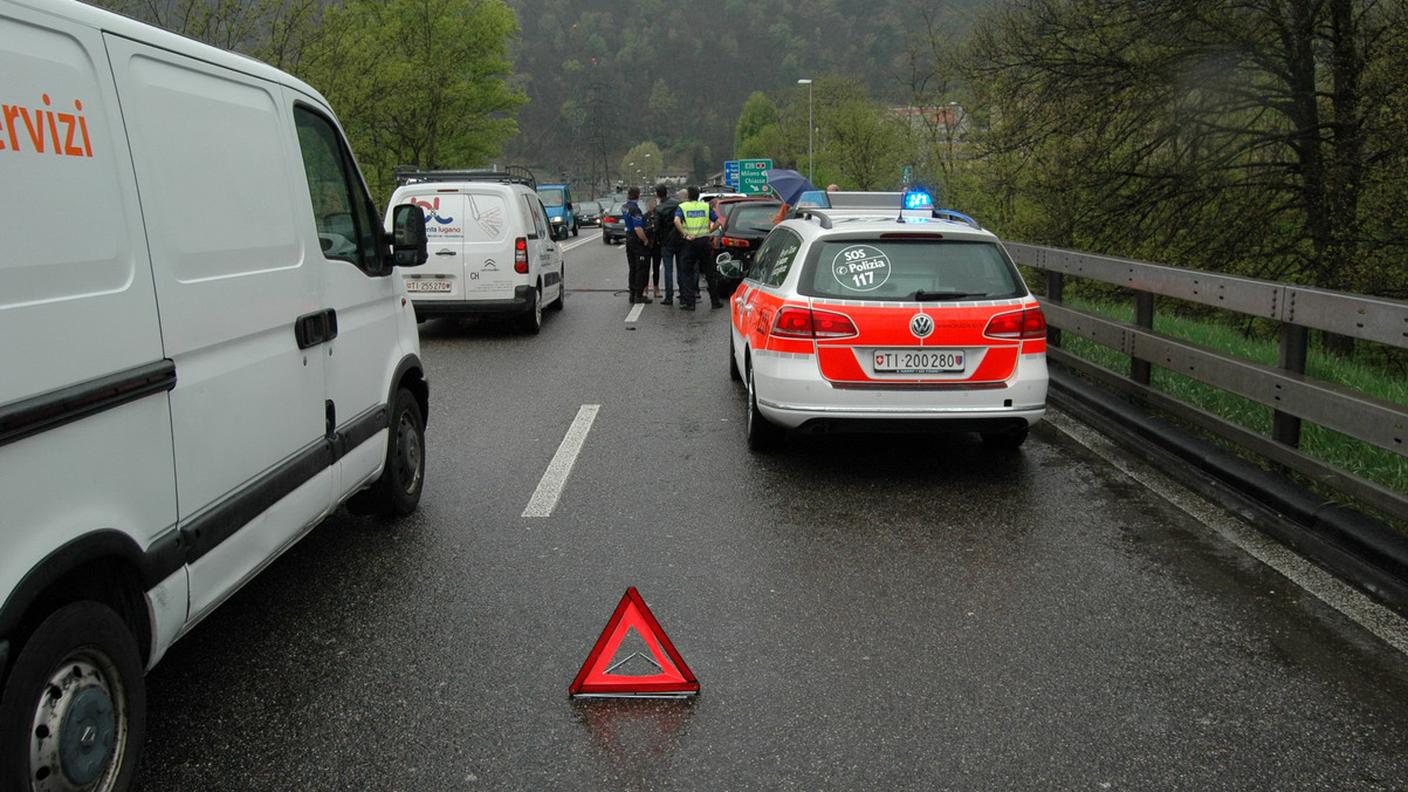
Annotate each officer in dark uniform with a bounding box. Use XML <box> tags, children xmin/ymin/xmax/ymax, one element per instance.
<box><xmin>622</xmin><ymin>187</ymin><xmax>652</xmax><ymax>304</ymax></box>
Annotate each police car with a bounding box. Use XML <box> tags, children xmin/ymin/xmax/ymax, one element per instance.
<box><xmin>720</xmin><ymin>191</ymin><xmax>1048</xmax><ymax>450</ymax></box>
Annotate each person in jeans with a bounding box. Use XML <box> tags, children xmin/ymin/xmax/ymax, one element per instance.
<box><xmin>673</xmin><ymin>185</ymin><xmax>720</xmax><ymax>310</ymax></box>
<box><xmin>652</xmin><ymin>185</ymin><xmax>682</xmax><ymax>305</ymax></box>
<box><xmin>623</xmin><ymin>187</ymin><xmax>653</xmax><ymax>304</ymax></box>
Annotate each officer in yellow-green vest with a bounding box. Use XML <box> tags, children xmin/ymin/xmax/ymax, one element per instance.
<box><xmin>672</xmin><ymin>185</ymin><xmax>721</xmax><ymax>310</ymax></box>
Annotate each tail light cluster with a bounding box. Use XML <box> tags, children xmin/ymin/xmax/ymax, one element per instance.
<box><xmin>603</xmin><ymin>215</ymin><xmax>618</xmax><ymax>223</ymax></box>
<box><xmin>984</xmin><ymin>306</ymin><xmax>1047</xmax><ymax>339</ymax></box>
<box><xmin>771</xmin><ymin>306</ymin><xmax>858</xmax><ymax>339</ymax></box>
<box><xmin>514</xmin><ymin>237</ymin><xmax>529</xmax><ymax>273</ymax></box>
<box><xmin>720</xmin><ymin>237</ymin><xmax>751</xmax><ymax>248</ymax></box>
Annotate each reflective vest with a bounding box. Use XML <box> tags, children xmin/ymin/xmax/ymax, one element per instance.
<box><xmin>679</xmin><ymin>200</ymin><xmax>711</xmax><ymax>238</ymax></box>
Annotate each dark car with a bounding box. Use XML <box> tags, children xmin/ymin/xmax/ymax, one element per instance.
<box><xmin>577</xmin><ymin>200</ymin><xmax>604</xmax><ymax>227</ymax></box>
<box><xmin>712</xmin><ymin>198</ymin><xmax>782</xmax><ymax>295</ymax></box>
<box><xmin>601</xmin><ymin>201</ymin><xmax>628</xmax><ymax>245</ymax></box>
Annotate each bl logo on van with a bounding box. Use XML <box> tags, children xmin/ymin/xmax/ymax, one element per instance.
<box><xmin>411</xmin><ymin>196</ymin><xmax>454</xmax><ymax>225</ymax></box>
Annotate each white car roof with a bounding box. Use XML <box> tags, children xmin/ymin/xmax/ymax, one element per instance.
<box><xmin>28</xmin><ymin>0</ymin><xmax>335</xmax><ymax>114</ymax></box>
<box><xmin>778</xmin><ymin>211</ymin><xmax>999</xmax><ymax>244</ymax></box>
<box><xmin>391</xmin><ymin>181</ymin><xmax>530</xmax><ymax>197</ymax></box>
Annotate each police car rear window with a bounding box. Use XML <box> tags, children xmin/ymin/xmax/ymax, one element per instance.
<box><xmin>800</xmin><ymin>240</ymin><xmax>1024</xmax><ymax>301</ymax></box>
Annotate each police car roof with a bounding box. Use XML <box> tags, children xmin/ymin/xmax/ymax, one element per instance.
<box><xmin>780</xmin><ymin>211</ymin><xmax>999</xmax><ymax>243</ymax></box>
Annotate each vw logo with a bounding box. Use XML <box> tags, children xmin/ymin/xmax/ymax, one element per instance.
<box><xmin>910</xmin><ymin>313</ymin><xmax>934</xmax><ymax>339</ymax></box>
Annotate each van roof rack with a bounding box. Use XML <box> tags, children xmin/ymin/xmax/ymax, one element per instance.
<box><xmin>393</xmin><ymin>165</ymin><xmax>537</xmax><ymax>190</ymax></box>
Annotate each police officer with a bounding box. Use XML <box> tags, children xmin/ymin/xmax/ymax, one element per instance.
<box><xmin>673</xmin><ymin>185</ymin><xmax>720</xmax><ymax>310</ymax></box>
<box><xmin>622</xmin><ymin>186</ymin><xmax>652</xmax><ymax>304</ymax></box>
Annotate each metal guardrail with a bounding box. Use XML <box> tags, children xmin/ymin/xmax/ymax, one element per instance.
<box><xmin>1005</xmin><ymin>242</ymin><xmax>1408</xmax><ymax>521</ymax></box>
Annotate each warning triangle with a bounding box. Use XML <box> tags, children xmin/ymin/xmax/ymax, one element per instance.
<box><xmin>569</xmin><ymin>587</ymin><xmax>700</xmax><ymax>698</ymax></box>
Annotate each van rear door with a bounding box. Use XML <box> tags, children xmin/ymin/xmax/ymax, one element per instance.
<box><xmin>400</xmin><ymin>191</ymin><xmax>466</xmax><ymax>301</ymax></box>
<box><xmin>459</xmin><ymin>191</ymin><xmax>515</xmax><ymax>300</ymax></box>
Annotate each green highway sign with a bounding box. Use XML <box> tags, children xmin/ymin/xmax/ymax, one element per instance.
<box><xmin>739</xmin><ymin>158</ymin><xmax>773</xmax><ymax>196</ymax></box>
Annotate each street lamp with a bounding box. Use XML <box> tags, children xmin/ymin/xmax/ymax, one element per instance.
<box><xmin>798</xmin><ymin>78</ymin><xmax>813</xmax><ymax>183</ymax></box>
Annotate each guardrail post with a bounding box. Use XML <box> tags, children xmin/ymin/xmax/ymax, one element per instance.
<box><xmin>1045</xmin><ymin>271</ymin><xmax>1063</xmax><ymax>347</ymax></box>
<box><xmin>1131</xmin><ymin>291</ymin><xmax>1155</xmax><ymax>384</ymax></box>
<box><xmin>1272</xmin><ymin>324</ymin><xmax>1309</xmax><ymax>447</ymax></box>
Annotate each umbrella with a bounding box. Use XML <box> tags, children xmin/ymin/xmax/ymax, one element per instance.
<box><xmin>766</xmin><ymin>168</ymin><xmax>816</xmax><ymax>206</ymax></box>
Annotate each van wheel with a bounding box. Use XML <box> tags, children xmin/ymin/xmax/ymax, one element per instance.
<box><xmin>0</xmin><ymin>602</ymin><xmax>146</xmax><ymax>792</ymax></box>
<box><xmin>349</xmin><ymin>387</ymin><xmax>426</xmax><ymax>517</ymax></box>
<box><xmin>518</xmin><ymin>288</ymin><xmax>543</xmax><ymax>334</ymax></box>
<box><xmin>981</xmin><ymin>425</ymin><xmax>1030</xmax><ymax>450</ymax></box>
<box><xmin>547</xmin><ymin>271</ymin><xmax>565</xmax><ymax>312</ymax></box>
<box><xmin>745</xmin><ymin>357</ymin><xmax>781</xmax><ymax>452</ymax></box>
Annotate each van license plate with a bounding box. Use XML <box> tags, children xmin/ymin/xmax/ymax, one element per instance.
<box><xmin>873</xmin><ymin>349</ymin><xmax>965</xmax><ymax>373</ymax></box>
<box><xmin>405</xmin><ymin>278</ymin><xmax>452</xmax><ymax>293</ymax></box>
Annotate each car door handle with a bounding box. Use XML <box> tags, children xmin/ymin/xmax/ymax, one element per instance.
<box><xmin>435</xmin><ymin>249</ymin><xmax>456</xmax><ymax>256</ymax></box>
<box><xmin>294</xmin><ymin>308</ymin><xmax>338</xmax><ymax>350</ymax></box>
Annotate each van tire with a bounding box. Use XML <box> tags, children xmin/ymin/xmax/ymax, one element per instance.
<box><xmin>349</xmin><ymin>387</ymin><xmax>426</xmax><ymax>517</ymax></box>
<box><xmin>518</xmin><ymin>288</ymin><xmax>543</xmax><ymax>334</ymax></box>
<box><xmin>0</xmin><ymin>602</ymin><xmax>146</xmax><ymax>792</ymax></box>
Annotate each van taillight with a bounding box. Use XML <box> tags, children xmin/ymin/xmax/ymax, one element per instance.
<box><xmin>984</xmin><ymin>307</ymin><xmax>1047</xmax><ymax>339</ymax></box>
<box><xmin>771</xmin><ymin>307</ymin><xmax>858</xmax><ymax>339</ymax></box>
<box><xmin>514</xmin><ymin>237</ymin><xmax>528</xmax><ymax>273</ymax></box>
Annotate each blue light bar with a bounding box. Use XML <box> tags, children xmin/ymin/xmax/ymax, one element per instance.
<box><xmin>903</xmin><ymin>189</ymin><xmax>934</xmax><ymax>210</ymax></box>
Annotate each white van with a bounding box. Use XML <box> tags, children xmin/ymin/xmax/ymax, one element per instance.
<box><xmin>0</xmin><ymin>1</ymin><xmax>430</xmax><ymax>786</ymax></box>
<box><xmin>390</xmin><ymin>171</ymin><xmax>565</xmax><ymax>334</ymax></box>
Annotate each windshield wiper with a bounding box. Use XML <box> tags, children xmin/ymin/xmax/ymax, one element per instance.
<box><xmin>912</xmin><ymin>290</ymin><xmax>984</xmax><ymax>301</ymax></box>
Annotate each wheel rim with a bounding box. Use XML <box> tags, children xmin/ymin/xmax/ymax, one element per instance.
<box><xmin>396</xmin><ymin>409</ymin><xmax>422</xmax><ymax>496</ymax></box>
<box><xmin>534</xmin><ymin>291</ymin><xmax>543</xmax><ymax>327</ymax></box>
<box><xmin>29</xmin><ymin>653</ymin><xmax>127</xmax><ymax>792</ymax></box>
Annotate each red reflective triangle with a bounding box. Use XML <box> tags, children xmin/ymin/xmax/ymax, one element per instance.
<box><xmin>569</xmin><ymin>587</ymin><xmax>700</xmax><ymax>698</ymax></box>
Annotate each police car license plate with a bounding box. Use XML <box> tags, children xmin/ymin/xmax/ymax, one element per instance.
<box><xmin>405</xmin><ymin>278</ymin><xmax>451</xmax><ymax>293</ymax></box>
<box><xmin>874</xmin><ymin>349</ymin><xmax>965</xmax><ymax>373</ymax></box>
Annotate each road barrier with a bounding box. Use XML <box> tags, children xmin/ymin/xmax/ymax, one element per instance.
<box><xmin>1006</xmin><ymin>243</ymin><xmax>1408</xmax><ymax>524</ymax></box>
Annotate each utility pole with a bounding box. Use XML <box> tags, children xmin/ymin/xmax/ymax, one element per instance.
<box><xmin>798</xmin><ymin>78</ymin><xmax>814</xmax><ymax>183</ymax></box>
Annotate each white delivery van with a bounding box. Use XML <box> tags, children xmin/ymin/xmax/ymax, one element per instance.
<box><xmin>390</xmin><ymin>170</ymin><xmax>565</xmax><ymax>334</ymax></box>
<box><xmin>0</xmin><ymin>1</ymin><xmax>431</xmax><ymax>787</ymax></box>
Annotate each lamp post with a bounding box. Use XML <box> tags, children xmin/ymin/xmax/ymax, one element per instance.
<box><xmin>797</xmin><ymin>78</ymin><xmax>813</xmax><ymax>183</ymax></box>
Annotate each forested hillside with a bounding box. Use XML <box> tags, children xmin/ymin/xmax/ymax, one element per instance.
<box><xmin>502</xmin><ymin>0</ymin><xmax>992</xmax><ymax>181</ymax></box>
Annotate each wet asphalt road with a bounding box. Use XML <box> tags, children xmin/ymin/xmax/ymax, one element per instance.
<box><xmin>135</xmin><ymin>229</ymin><xmax>1408</xmax><ymax>791</ymax></box>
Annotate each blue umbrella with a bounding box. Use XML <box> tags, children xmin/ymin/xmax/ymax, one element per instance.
<box><xmin>766</xmin><ymin>168</ymin><xmax>816</xmax><ymax>206</ymax></box>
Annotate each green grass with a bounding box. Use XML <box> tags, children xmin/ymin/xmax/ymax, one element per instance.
<box><xmin>1052</xmin><ymin>296</ymin><xmax>1408</xmax><ymax>502</ymax></box>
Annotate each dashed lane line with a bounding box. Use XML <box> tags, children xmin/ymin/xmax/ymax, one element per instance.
<box><xmin>522</xmin><ymin>404</ymin><xmax>600</xmax><ymax>518</ymax></box>
<box><xmin>625</xmin><ymin>303</ymin><xmax>644</xmax><ymax>327</ymax></box>
<box><xmin>1045</xmin><ymin>408</ymin><xmax>1408</xmax><ymax>656</ymax></box>
<box><xmin>560</xmin><ymin>231</ymin><xmax>603</xmax><ymax>252</ymax></box>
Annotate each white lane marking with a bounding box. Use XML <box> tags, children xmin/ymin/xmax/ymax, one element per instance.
<box><xmin>1045</xmin><ymin>409</ymin><xmax>1408</xmax><ymax>656</ymax></box>
<box><xmin>625</xmin><ymin>303</ymin><xmax>644</xmax><ymax>325</ymax></box>
<box><xmin>522</xmin><ymin>404</ymin><xmax>600</xmax><ymax>518</ymax></box>
<box><xmin>561</xmin><ymin>231</ymin><xmax>603</xmax><ymax>252</ymax></box>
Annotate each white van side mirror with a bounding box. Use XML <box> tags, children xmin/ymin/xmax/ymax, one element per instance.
<box><xmin>390</xmin><ymin>204</ymin><xmax>428</xmax><ymax>268</ymax></box>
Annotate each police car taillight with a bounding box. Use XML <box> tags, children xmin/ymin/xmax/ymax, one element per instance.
<box><xmin>771</xmin><ymin>307</ymin><xmax>858</xmax><ymax>339</ymax></box>
<box><xmin>514</xmin><ymin>237</ymin><xmax>529</xmax><ymax>273</ymax></box>
<box><xmin>984</xmin><ymin>307</ymin><xmax>1046</xmax><ymax>339</ymax></box>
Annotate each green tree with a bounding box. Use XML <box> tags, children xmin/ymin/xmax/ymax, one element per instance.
<box><xmin>735</xmin><ymin>91</ymin><xmax>780</xmax><ymax>155</ymax></box>
<box><xmin>619</xmin><ymin>141</ymin><xmax>664</xmax><ymax>188</ymax></box>
<box><xmin>303</xmin><ymin>0</ymin><xmax>527</xmax><ymax>199</ymax></box>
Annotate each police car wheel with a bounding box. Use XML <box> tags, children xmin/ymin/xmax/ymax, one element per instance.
<box><xmin>0</xmin><ymin>601</ymin><xmax>146</xmax><ymax>792</ymax></box>
<box><xmin>745</xmin><ymin>357</ymin><xmax>780</xmax><ymax>452</ymax></box>
<box><xmin>981</xmin><ymin>425</ymin><xmax>1029</xmax><ymax>450</ymax></box>
<box><xmin>729</xmin><ymin>334</ymin><xmax>742</xmax><ymax>382</ymax></box>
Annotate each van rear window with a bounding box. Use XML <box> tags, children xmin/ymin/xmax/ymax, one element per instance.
<box><xmin>800</xmin><ymin>240</ymin><xmax>1024</xmax><ymax>301</ymax></box>
<box><xmin>406</xmin><ymin>192</ymin><xmax>507</xmax><ymax>242</ymax></box>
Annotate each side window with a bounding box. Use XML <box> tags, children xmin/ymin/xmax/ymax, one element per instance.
<box><xmin>766</xmin><ymin>230</ymin><xmax>802</xmax><ymax>287</ymax></box>
<box><xmin>533</xmin><ymin>200</ymin><xmax>551</xmax><ymax>239</ymax></box>
<box><xmin>748</xmin><ymin>233</ymin><xmax>781</xmax><ymax>283</ymax></box>
<box><xmin>294</xmin><ymin>106</ymin><xmax>380</xmax><ymax>272</ymax></box>
<box><xmin>521</xmin><ymin>195</ymin><xmax>542</xmax><ymax>239</ymax></box>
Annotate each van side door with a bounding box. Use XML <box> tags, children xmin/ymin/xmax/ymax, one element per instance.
<box><xmin>104</xmin><ymin>36</ymin><xmax>332</xmax><ymax>620</ymax></box>
<box><xmin>531</xmin><ymin>198</ymin><xmax>562</xmax><ymax>300</ymax></box>
<box><xmin>286</xmin><ymin>99</ymin><xmax>408</xmax><ymax>499</ymax></box>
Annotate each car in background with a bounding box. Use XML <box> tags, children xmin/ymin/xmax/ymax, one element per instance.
<box><xmin>577</xmin><ymin>200</ymin><xmax>604</xmax><ymax>227</ymax></box>
<box><xmin>721</xmin><ymin>203</ymin><xmax>1047</xmax><ymax>451</ymax></box>
<box><xmin>602</xmin><ymin>201</ymin><xmax>628</xmax><ymax>245</ymax></box>
<box><xmin>711</xmin><ymin>198</ymin><xmax>782</xmax><ymax>297</ymax></box>
<box><xmin>701</xmin><ymin>189</ymin><xmax>747</xmax><ymax>204</ymax></box>
<box><xmin>393</xmin><ymin>170</ymin><xmax>565</xmax><ymax>334</ymax></box>
<box><xmin>537</xmin><ymin>183</ymin><xmax>577</xmax><ymax>239</ymax></box>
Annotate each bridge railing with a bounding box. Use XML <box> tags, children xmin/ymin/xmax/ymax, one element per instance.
<box><xmin>1005</xmin><ymin>242</ymin><xmax>1408</xmax><ymax>522</ymax></box>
